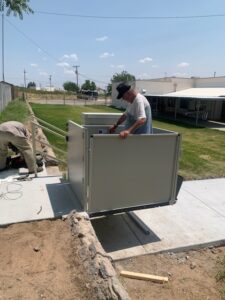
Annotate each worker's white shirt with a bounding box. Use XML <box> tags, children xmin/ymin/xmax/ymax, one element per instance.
<box><xmin>125</xmin><ymin>93</ymin><xmax>150</xmax><ymax>120</ymax></box>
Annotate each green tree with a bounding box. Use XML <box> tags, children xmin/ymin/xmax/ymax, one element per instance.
<box><xmin>63</xmin><ymin>81</ymin><xmax>79</xmax><ymax>92</ymax></box>
<box><xmin>81</xmin><ymin>80</ymin><xmax>96</xmax><ymax>91</ymax></box>
<box><xmin>90</xmin><ymin>81</ymin><xmax>96</xmax><ymax>91</ymax></box>
<box><xmin>106</xmin><ymin>83</ymin><xmax>112</xmax><ymax>94</ymax></box>
<box><xmin>27</xmin><ymin>81</ymin><xmax>36</xmax><ymax>89</ymax></box>
<box><xmin>111</xmin><ymin>71</ymin><xmax>136</xmax><ymax>83</ymax></box>
<box><xmin>0</xmin><ymin>0</ymin><xmax>33</xmax><ymax>19</ymax></box>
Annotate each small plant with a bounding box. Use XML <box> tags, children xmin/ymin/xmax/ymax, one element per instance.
<box><xmin>216</xmin><ymin>270</ymin><xmax>225</xmax><ymax>282</ymax></box>
<box><xmin>219</xmin><ymin>288</ymin><xmax>225</xmax><ymax>299</ymax></box>
<box><xmin>216</xmin><ymin>256</ymin><xmax>225</xmax><ymax>282</ymax></box>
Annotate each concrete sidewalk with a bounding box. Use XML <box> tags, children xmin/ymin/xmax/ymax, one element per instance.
<box><xmin>1</xmin><ymin>167</ymin><xmax>225</xmax><ymax>261</ymax></box>
<box><xmin>92</xmin><ymin>178</ymin><xmax>225</xmax><ymax>260</ymax></box>
<box><xmin>0</xmin><ymin>168</ymin><xmax>80</xmax><ymax>226</ymax></box>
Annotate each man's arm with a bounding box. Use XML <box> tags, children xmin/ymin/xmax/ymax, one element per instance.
<box><xmin>109</xmin><ymin>114</ymin><xmax>127</xmax><ymax>133</ymax></box>
<box><xmin>0</xmin><ymin>143</ymin><xmax>9</xmax><ymax>170</ymax></box>
<box><xmin>119</xmin><ymin>97</ymin><xmax>147</xmax><ymax>138</ymax></box>
<box><xmin>119</xmin><ymin>117</ymin><xmax>146</xmax><ymax>139</ymax></box>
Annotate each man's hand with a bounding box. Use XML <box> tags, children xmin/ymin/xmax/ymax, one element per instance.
<box><xmin>119</xmin><ymin>130</ymin><xmax>130</xmax><ymax>139</ymax></box>
<box><xmin>109</xmin><ymin>124</ymin><xmax>117</xmax><ymax>134</ymax></box>
<box><xmin>8</xmin><ymin>143</ymin><xmax>19</xmax><ymax>154</ymax></box>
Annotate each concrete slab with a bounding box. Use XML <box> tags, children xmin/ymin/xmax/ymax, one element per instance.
<box><xmin>92</xmin><ymin>178</ymin><xmax>225</xmax><ymax>260</ymax></box>
<box><xmin>91</xmin><ymin>214</ymin><xmax>147</xmax><ymax>258</ymax></box>
<box><xmin>182</xmin><ymin>178</ymin><xmax>225</xmax><ymax>217</ymax></box>
<box><xmin>1</xmin><ymin>167</ymin><xmax>225</xmax><ymax>261</ymax></box>
<box><xmin>0</xmin><ymin>169</ymin><xmax>80</xmax><ymax>226</ymax></box>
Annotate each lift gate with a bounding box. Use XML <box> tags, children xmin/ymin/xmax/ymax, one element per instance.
<box><xmin>67</xmin><ymin>113</ymin><xmax>181</xmax><ymax>217</ymax></box>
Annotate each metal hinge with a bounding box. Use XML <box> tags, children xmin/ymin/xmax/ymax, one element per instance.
<box><xmin>86</xmin><ymin>186</ymin><xmax>89</xmax><ymax>199</ymax></box>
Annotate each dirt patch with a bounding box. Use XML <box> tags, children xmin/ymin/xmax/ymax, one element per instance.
<box><xmin>0</xmin><ymin>217</ymin><xmax>225</xmax><ymax>300</ymax></box>
<box><xmin>116</xmin><ymin>247</ymin><xmax>225</xmax><ymax>300</ymax></box>
<box><xmin>0</xmin><ymin>214</ymin><xmax>130</xmax><ymax>300</ymax></box>
<box><xmin>0</xmin><ymin>219</ymin><xmax>97</xmax><ymax>300</ymax></box>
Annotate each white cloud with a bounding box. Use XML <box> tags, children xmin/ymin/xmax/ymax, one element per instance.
<box><xmin>70</xmin><ymin>53</ymin><xmax>78</xmax><ymax>60</ymax></box>
<box><xmin>173</xmin><ymin>72</ymin><xmax>189</xmax><ymax>77</ymax></box>
<box><xmin>110</xmin><ymin>64</ymin><xmax>125</xmax><ymax>69</ymax></box>
<box><xmin>100</xmin><ymin>52</ymin><xmax>114</xmax><ymax>58</ymax></box>
<box><xmin>39</xmin><ymin>71</ymin><xmax>48</xmax><ymax>76</ymax></box>
<box><xmin>178</xmin><ymin>62</ymin><xmax>189</xmax><ymax>68</ymax></box>
<box><xmin>64</xmin><ymin>69</ymin><xmax>74</xmax><ymax>75</ymax></box>
<box><xmin>60</xmin><ymin>53</ymin><xmax>78</xmax><ymax>61</ymax></box>
<box><xmin>139</xmin><ymin>57</ymin><xmax>152</xmax><ymax>64</ymax></box>
<box><xmin>30</xmin><ymin>63</ymin><xmax>38</xmax><ymax>68</ymax></box>
<box><xmin>117</xmin><ymin>65</ymin><xmax>124</xmax><ymax>69</ymax></box>
<box><xmin>57</xmin><ymin>62</ymin><xmax>70</xmax><ymax>68</ymax></box>
<box><xmin>62</xmin><ymin>54</ymin><xmax>69</xmax><ymax>59</ymax></box>
<box><xmin>137</xmin><ymin>73</ymin><xmax>151</xmax><ymax>79</ymax></box>
<box><xmin>96</xmin><ymin>36</ymin><xmax>108</xmax><ymax>41</ymax></box>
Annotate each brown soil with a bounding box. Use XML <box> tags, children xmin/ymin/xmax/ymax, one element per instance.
<box><xmin>0</xmin><ymin>219</ymin><xmax>96</xmax><ymax>300</ymax></box>
<box><xmin>0</xmin><ymin>219</ymin><xmax>225</xmax><ymax>300</ymax></box>
<box><xmin>116</xmin><ymin>246</ymin><xmax>225</xmax><ymax>300</ymax></box>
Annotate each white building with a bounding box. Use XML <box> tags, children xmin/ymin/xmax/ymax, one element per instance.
<box><xmin>44</xmin><ymin>86</ymin><xmax>55</xmax><ymax>92</ymax></box>
<box><xmin>112</xmin><ymin>76</ymin><xmax>225</xmax><ymax>124</ymax></box>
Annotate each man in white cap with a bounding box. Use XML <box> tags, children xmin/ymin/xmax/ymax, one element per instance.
<box><xmin>0</xmin><ymin>121</ymin><xmax>42</xmax><ymax>173</ymax></box>
<box><xmin>110</xmin><ymin>82</ymin><xmax>152</xmax><ymax>138</ymax></box>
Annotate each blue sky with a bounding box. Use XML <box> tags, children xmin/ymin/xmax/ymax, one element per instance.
<box><xmin>2</xmin><ymin>0</ymin><xmax>225</xmax><ymax>89</ymax></box>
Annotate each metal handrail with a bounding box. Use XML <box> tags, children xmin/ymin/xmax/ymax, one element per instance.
<box><xmin>35</xmin><ymin>117</ymin><xmax>67</xmax><ymax>135</ymax></box>
<box><xmin>43</xmin><ymin>153</ymin><xmax>66</xmax><ymax>165</ymax></box>
<box><xmin>33</xmin><ymin>138</ymin><xmax>66</xmax><ymax>155</ymax></box>
<box><xmin>32</xmin><ymin>122</ymin><xmax>66</xmax><ymax>139</ymax></box>
<box><xmin>31</xmin><ymin>120</ymin><xmax>67</xmax><ymax>177</ymax></box>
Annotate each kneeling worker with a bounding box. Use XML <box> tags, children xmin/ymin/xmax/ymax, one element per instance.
<box><xmin>0</xmin><ymin>121</ymin><xmax>42</xmax><ymax>173</ymax></box>
<box><xmin>109</xmin><ymin>82</ymin><xmax>152</xmax><ymax>138</ymax></box>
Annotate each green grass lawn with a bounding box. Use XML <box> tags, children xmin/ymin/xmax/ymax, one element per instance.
<box><xmin>31</xmin><ymin>103</ymin><xmax>119</xmax><ymax>129</ymax></box>
<box><xmin>0</xmin><ymin>99</ymin><xmax>30</xmax><ymax>123</ymax></box>
<box><xmin>31</xmin><ymin>103</ymin><xmax>225</xmax><ymax>180</ymax></box>
<box><xmin>153</xmin><ymin>120</ymin><xmax>225</xmax><ymax>180</ymax></box>
<box><xmin>31</xmin><ymin>103</ymin><xmax>121</xmax><ymax>162</ymax></box>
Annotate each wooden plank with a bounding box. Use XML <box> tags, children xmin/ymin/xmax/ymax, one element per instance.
<box><xmin>120</xmin><ymin>270</ymin><xmax>168</xmax><ymax>283</ymax></box>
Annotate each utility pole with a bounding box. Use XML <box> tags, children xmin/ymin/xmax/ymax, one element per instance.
<box><xmin>49</xmin><ymin>75</ymin><xmax>52</xmax><ymax>91</ymax></box>
<box><xmin>23</xmin><ymin>69</ymin><xmax>27</xmax><ymax>101</ymax></box>
<box><xmin>2</xmin><ymin>11</ymin><xmax>5</xmax><ymax>81</ymax></box>
<box><xmin>23</xmin><ymin>69</ymin><xmax>27</xmax><ymax>88</ymax></box>
<box><xmin>214</xmin><ymin>71</ymin><xmax>216</xmax><ymax>78</ymax></box>
<box><xmin>73</xmin><ymin>65</ymin><xmax>80</xmax><ymax>87</ymax></box>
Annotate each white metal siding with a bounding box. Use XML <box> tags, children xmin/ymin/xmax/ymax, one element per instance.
<box><xmin>0</xmin><ymin>82</ymin><xmax>12</xmax><ymax>113</ymax></box>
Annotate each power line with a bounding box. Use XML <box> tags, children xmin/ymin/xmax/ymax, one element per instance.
<box><xmin>6</xmin><ymin>18</ymin><xmax>60</xmax><ymax>63</ymax></box>
<box><xmin>35</xmin><ymin>10</ymin><xmax>225</xmax><ymax>20</ymax></box>
<box><xmin>49</xmin><ymin>75</ymin><xmax>52</xmax><ymax>90</ymax></box>
<box><xmin>5</xmin><ymin>18</ymin><xmax>81</xmax><ymax>83</ymax></box>
<box><xmin>2</xmin><ymin>12</ymin><xmax>4</xmax><ymax>81</ymax></box>
<box><xmin>23</xmin><ymin>69</ymin><xmax>27</xmax><ymax>88</ymax></box>
<box><xmin>5</xmin><ymin>18</ymin><xmax>112</xmax><ymax>87</ymax></box>
<box><xmin>72</xmin><ymin>65</ymin><xmax>80</xmax><ymax>87</ymax></box>
<box><xmin>79</xmin><ymin>72</ymin><xmax>109</xmax><ymax>85</ymax></box>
